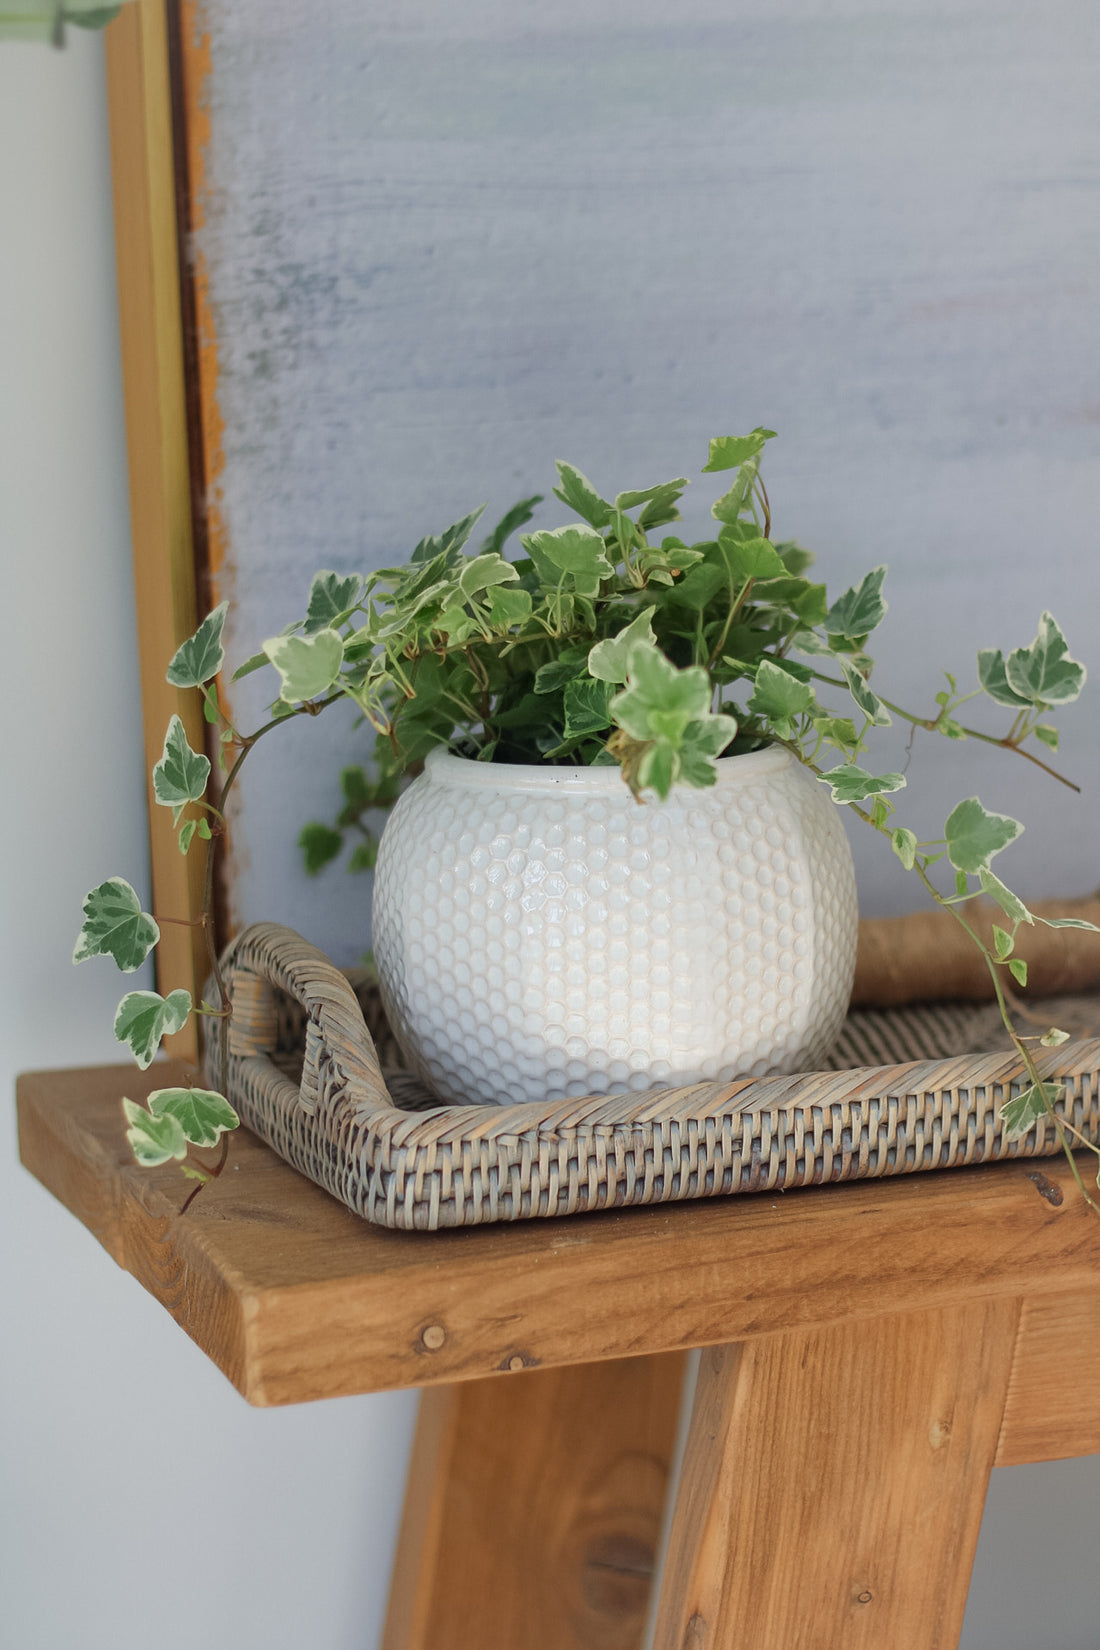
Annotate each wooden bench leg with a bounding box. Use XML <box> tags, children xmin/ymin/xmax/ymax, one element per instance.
<box><xmin>384</xmin><ymin>1352</ymin><xmax>687</xmax><ymax>1650</ymax></box>
<box><xmin>650</xmin><ymin>1301</ymin><xmax>1020</xmax><ymax>1650</ymax></box>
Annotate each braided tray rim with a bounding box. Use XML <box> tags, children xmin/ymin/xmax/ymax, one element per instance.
<box><xmin>206</xmin><ymin>922</ymin><xmax>1100</xmax><ymax>1231</ymax></box>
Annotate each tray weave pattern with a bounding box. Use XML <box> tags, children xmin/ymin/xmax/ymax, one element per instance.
<box><xmin>207</xmin><ymin>922</ymin><xmax>1100</xmax><ymax>1231</ymax></box>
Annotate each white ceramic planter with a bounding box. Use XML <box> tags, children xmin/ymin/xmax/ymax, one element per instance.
<box><xmin>372</xmin><ymin>746</ymin><xmax>858</xmax><ymax>1107</ymax></box>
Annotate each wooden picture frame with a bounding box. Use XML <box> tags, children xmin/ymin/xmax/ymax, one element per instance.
<box><xmin>104</xmin><ymin>0</ymin><xmax>212</xmax><ymax>1059</ymax></box>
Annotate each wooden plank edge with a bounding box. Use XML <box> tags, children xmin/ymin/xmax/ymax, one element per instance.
<box><xmin>17</xmin><ymin>1068</ymin><xmax>258</xmax><ymax>1402</ymax></box>
<box><xmin>104</xmin><ymin>0</ymin><xmax>207</xmax><ymax>1055</ymax></box>
<box><xmin>995</xmin><ymin>1288</ymin><xmax>1100</xmax><ymax>1467</ymax></box>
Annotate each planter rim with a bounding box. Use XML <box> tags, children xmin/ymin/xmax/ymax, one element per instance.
<box><xmin>423</xmin><ymin>742</ymin><xmax>793</xmax><ymax>796</ymax></box>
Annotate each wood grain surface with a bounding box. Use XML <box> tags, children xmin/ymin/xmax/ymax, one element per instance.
<box><xmin>995</xmin><ymin>1289</ymin><xmax>1100</xmax><ymax>1467</ymax></box>
<box><xmin>383</xmin><ymin>1354</ymin><xmax>685</xmax><ymax>1650</ymax></box>
<box><xmin>104</xmin><ymin>0</ymin><xmax>207</xmax><ymax>1054</ymax></box>
<box><xmin>17</xmin><ymin>1063</ymin><xmax>1100</xmax><ymax>1411</ymax></box>
<box><xmin>652</xmin><ymin>1303</ymin><xmax>1020</xmax><ymax>1650</ymax></box>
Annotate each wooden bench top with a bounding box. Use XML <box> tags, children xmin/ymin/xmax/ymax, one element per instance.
<box><xmin>17</xmin><ymin>1060</ymin><xmax>1100</xmax><ymax>1416</ymax></box>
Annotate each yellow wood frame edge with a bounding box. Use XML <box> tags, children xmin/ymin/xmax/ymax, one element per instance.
<box><xmin>105</xmin><ymin>0</ymin><xmax>205</xmax><ymax>1059</ymax></box>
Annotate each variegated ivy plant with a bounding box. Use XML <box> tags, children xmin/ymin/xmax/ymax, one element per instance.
<box><xmin>74</xmin><ymin>430</ymin><xmax>1100</xmax><ymax>1209</ymax></box>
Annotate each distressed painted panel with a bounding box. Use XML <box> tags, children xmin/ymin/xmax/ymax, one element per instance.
<box><xmin>189</xmin><ymin>0</ymin><xmax>1099</xmax><ymax>964</ymax></box>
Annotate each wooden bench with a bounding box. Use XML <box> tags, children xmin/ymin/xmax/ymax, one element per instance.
<box><xmin>17</xmin><ymin>1060</ymin><xmax>1100</xmax><ymax>1650</ymax></box>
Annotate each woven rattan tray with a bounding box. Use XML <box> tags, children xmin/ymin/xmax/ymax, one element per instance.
<box><xmin>205</xmin><ymin>922</ymin><xmax>1100</xmax><ymax>1230</ymax></box>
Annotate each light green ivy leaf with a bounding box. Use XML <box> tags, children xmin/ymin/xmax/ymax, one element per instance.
<box><xmin>165</xmin><ymin>602</ymin><xmax>228</xmax><ymax>689</ymax></box>
<box><xmin>978</xmin><ymin>867</ymin><xmax>1033</xmax><ymax>926</ymax></box>
<box><xmin>458</xmin><ymin>552</ymin><xmax>520</xmax><ymax>600</ymax></box>
<box><xmin>552</xmin><ymin>462</ymin><xmax>613</xmax><ymax>530</ymax></box>
<box><xmin>152</xmin><ymin>715</ymin><xmax>211</xmax><ymax>823</ymax></box>
<box><xmin>587</xmin><ymin>608</ymin><xmax>658</xmax><ymax>684</ymax></box>
<box><xmin>890</xmin><ymin>828</ymin><xmax>918</xmax><ymax>870</ymax></box>
<box><xmin>304</xmin><ymin>572</ymin><xmax>362</xmax><ymax>634</ymax></box>
<box><xmin>824</xmin><ymin>566</ymin><xmax>888</xmax><ymax>643</ymax></box>
<box><xmin>1000</xmin><ymin>1081</ymin><xmax>1063</xmax><ymax>1143</ymax></box>
<box><xmin>976</xmin><ymin>648</ymin><xmax>1031</xmax><ymax>709</ymax></box>
<box><xmin>611</xmin><ymin>641</ymin><xmax>713</xmax><ymax>744</ymax></box>
<box><xmin>148</xmin><ymin>1086</ymin><xmax>239</xmax><ymax>1150</ymax></box>
<box><xmin>701</xmin><ymin>429</ymin><xmax>777</xmax><ymax>472</ymax></box>
<box><xmin>678</xmin><ymin>715</ymin><xmax>738</xmax><ymax>787</ymax></box>
<box><xmin>263</xmin><ymin>628</ymin><xmax>344</xmax><ymax>703</ymax></box>
<box><xmin>818</xmin><ymin>765</ymin><xmax>906</xmax><ymax>805</ymax></box>
<box><xmin>485</xmin><ymin>585</ymin><xmax>533</xmax><ymax>630</ymax></box>
<box><xmin>520</xmin><ymin>525</ymin><xmax>615</xmax><ymax>596</ymax></box>
<box><xmin>122</xmin><ymin>1098</ymin><xmax>188</xmax><ymax>1167</ymax></box>
<box><xmin>716</xmin><ymin>533</ymin><xmax>788</xmax><ymax>585</ymax></box>
<box><xmin>1004</xmin><ymin>612</ymin><xmax>1086</xmax><ymax>707</ymax></box>
<box><xmin>748</xmin><ymin>659</ymin><xmax>816</xmax><ymax>737</ymax></box>
<box><xmin>74</xmin><ymin>878</ymin><xmax>160</xmax><ymax>973</ymax></box>
<box><xmin>840</xmin><ymin>657</ymin><xmax>891</xmax><ymax>726</ymax></box>
<box><xmin>944</xmin><ymin>798</ymin><xmax>1023</xmax><ymax>875</ymax></box>
<box><xmin>114</xmin><ymin>988</ymin><xmax>192</xmax><ymax>1070</ymax></box>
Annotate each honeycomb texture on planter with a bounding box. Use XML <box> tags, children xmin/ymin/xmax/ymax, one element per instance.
<box><xmin>372</xmin><ymin>746</ymin><xmax>858</xmax><ymax>1107</ymax></box>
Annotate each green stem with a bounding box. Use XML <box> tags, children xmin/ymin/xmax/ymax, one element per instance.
<box><xmin>913</xmin><ymin>864</ymin><xmax>1100</xmax><ymax>1215</ymax></box>
<box><xmin>807</xmin><ymin>671</ymin><xmax>1079</xmax><ymax>792</ymax></box>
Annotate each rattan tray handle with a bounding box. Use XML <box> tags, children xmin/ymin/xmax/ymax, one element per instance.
<box><xmin>213</xmin><ymin>922</ymin><xmax>394</xmax><ymax>1119</ymax></box>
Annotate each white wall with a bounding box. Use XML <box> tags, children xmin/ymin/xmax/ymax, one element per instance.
<box><xmin>0</xmin><ymin>33</ymin><xmax>416</xmax><ymax>1650</ymax></box>
<box><xmin>1</xmin><ymin>23</ymin><xmax>1097</xmax><ymax>1650</ymax></box>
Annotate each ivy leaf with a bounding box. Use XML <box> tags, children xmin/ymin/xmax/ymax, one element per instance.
<box><xmin>610</xmin><ymin>642</ymin><xmax>712</xmax><ymax>744</ymax></box>
<box><xmin>552</xmin><ymin>462</ymin><xmax>613</xmax><ymax>529</ymax></box>
<box><xmin>711</xmin><ymin>462</ymin><xmax>762</xmax><ymax>525</ymax></box>
<box><xmin>701</xmin><ymin>429</ymin><xmax>777</xmax><ymax>472</ymax></box>
<box><xmin>1033</xmin><ymin>724</ymin><xmax>1059</xmax><ymax>751</ymax></box>
<box><xmin>520</xmin><ymin>525</ymin><xmax>615</xmax><ymax>596</ymax></box>
<box><xmin>992</xmin><ymin>925</ymin><xmax>1014</xmax><ymax>960</ymax></box>
<box><xmin>410</xmin><ymin>506</ymin><xmax>487</xmax><ymax>564</ymax></box>
<box><xmin>1000</xmin><ymin>1081</ymin><xmax>1062</xmax><ymax>1143</ymax></box>
<box><xmin>1008</xmin><ymin>957</ymin><xmax>1028</xmax><ymax>987</ymax></box>
<box><xmin>818</xmin><ymin>766</ymin><xmax>906</xmax><ymax>805</ymax></box>
<box><xmin>678</xmin><ymin>714</ymin><xmax>738</xmax><ymax>786</ymax></box>
<box><xmin>74</xmin><ymin>878</ymin><xmax>160</xmax><ymax>973</ymax></box>
<box><xmin>840</xmin><ymin>657</ymin><xmax>891</xmax><ymax>726</ymax></box>
<box><xmin>1040</xmin><ymin>1027</ymin><xmax>1071</xmax><ymax>1047</ymax></box>
<box><xmin>114</xmin><ymin>988</ymin><xmax>192</xmax><ymax>1070</ymax></box>
<box><xmin>748</xmin><ymin>659</ymin><xmax>815</xmax><ymax>737</ymax></box>
<box><xmin>715</xmin><ymin>534</ymin><xmax>788</xmax><ymax>584</ymax></box>
<box><xmin>263</xmin><ymin>628</ymin><xmax>344</xmax><ymax>703</ymax></box>
<box><xmin>587</xmin><ymin>608</ymin><xmax>658</xmax><ymax>684</ymax></box>
<box><xmin>303</xmin><ymin>572</ymin><xmax>362</xmax><ymax>634</ymax></box>
<box><xmin>890</xmin><ymin>828</ymin><xmax>918</xmax><ymax>870</ymax></box>
<box><xmin>976</xmin><ymin>648</ymin><xmax>1030</xmax><ymax>709</ymax></box>
<box><xmin>614</xmin><ymin>477</ymin><xmax>688</xmax><ymax>533</ymax></box>
<box><xmin>1036</xmin><ymin>915</ymin><xmax>1100</xmax><ymax>932</ymax></box>
<box><xmin>824</xmin><ymin>566</ymin><xmax>887</xmax><ymax>643</ymax></box>
<box><xmin>122</xmin><ymin>1098</ymin><xmax>188</xmax><ymax>1167</ymax></box>
<box><xmin>348</xmin><ymin>840</ymin><xmax>379</xmax><ymax>872</ymax></box>
<box><xmin>299</xmin><ymin>822</ymin><xmax>344</xmax><ymax>875</ymax></box>
<box><xmin>485</xmin><ymin>585</ymin><xmax>533</xmax><ymax>629</ymax></box>
<box><xmin>479</xmin><ymin>495</ymin><xmax>543</xmax><ymax>557</ymax></box>
<box><xmin>152</xmin><ymin>715</ymin><xmax>211</xmax><ymax>824</ymax></box>
<box><xmin>148</xmin><ymin>1087</ymin><xmax>239</xmax><ymax>1150</ymax></box>
<box><xmin>665</xmin><ymin>561</ymin><xmax>725</xmax><ymax>611</ymax></box>
<box><xmin>231</xmin><ymin>650</ymin><xmax>271</xmax><ymax>683</ymax></box>
<box><xmin>1004</xmin><ymin>612</ymin><xmax>1086</xmax><ymax>707</ymax></box>
<box><xmin>978</xmin><ymin>867</ymin><xmax>1033</xmax><ymax>926</ymax></box>
<box><xmin>458</xmin><ymin>552</ymin><xmax>520</xmax><ymax>600</ymax></box>
<box><xmin>178</xmin><ymin>820</ymin><xmax>198</xmax><ymax>855</ymax></box>
<box><xmin>944</xmin><ymin>797</ymin><xmax>1023</xmax><ymax>874</ymax></box>
<box><xmin>561</xmin><ymin>677</ymin><xmax>613</xmax><ymax>741</ymax></box>
<box><xmin>166</xmin><ymin>602</ymin><xmax>229</xmax><ymax>689</ymax></box>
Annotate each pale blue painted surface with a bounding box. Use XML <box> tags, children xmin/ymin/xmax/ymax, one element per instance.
<box><xmin>194</xmin><ymin>0</ymin><xmax>1099</xmax><ymax>965</ymax></box>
